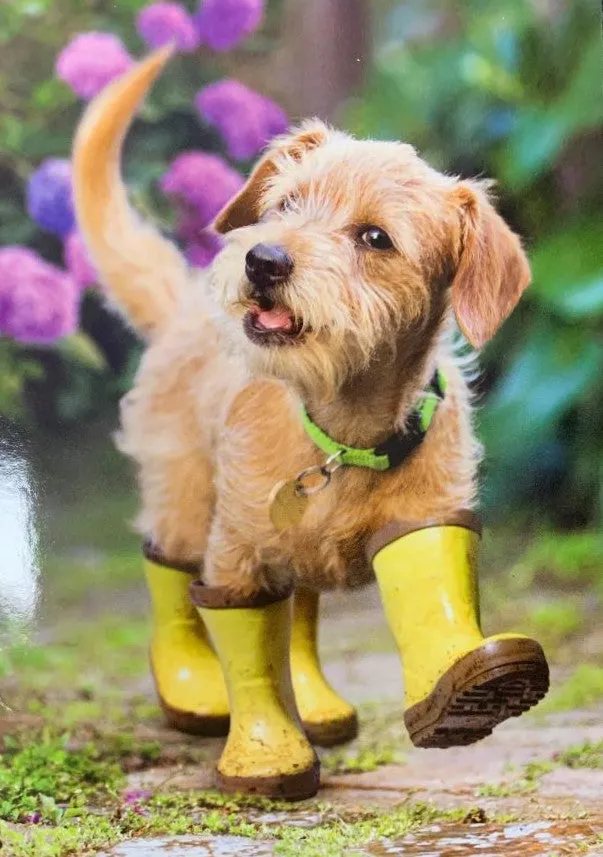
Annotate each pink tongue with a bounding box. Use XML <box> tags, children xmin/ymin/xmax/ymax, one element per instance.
<box><xmin>256</xmin><ymin>308</ymin><xmax>294</xmax><ymax>331</ymax></box>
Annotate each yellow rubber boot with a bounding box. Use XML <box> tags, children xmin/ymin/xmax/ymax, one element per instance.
<box><xmin>291</xmin><ymin>588</ymin><xmax>358</xmax><ymax>746</ymax></box>
<box><xmin>368</xmin><ymin>514</ymin><xmax>549</xmax><ymax>749</ymax></box>
<box><xmin>144</xmin><ymin>545</ymin><xmax>229</xmax><ymax>735</ymax></box>
<box><xmin>191</xmin><ymin>581</ymin><xmax>320</xmax><ymax>800</ymax></box>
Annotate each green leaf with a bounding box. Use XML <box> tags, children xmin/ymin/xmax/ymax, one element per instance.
<box><xmin>480</xmin><ymin>320</ymin><xmax>603</xmax><ymax>461</ymax></box>
<box><xmin>497</xmin><ymin>32</ymin><xmax>603</xmax><ymax>187</ymax></box>
<box><xmin>56</xmin><ymin>333</ymin><xmax>108</xmax><ymax>373</ymax></box>
<box><xmin>529</xmin><ymin>220</ymin><xmax>603</xmax><ymax>319</ymax></box>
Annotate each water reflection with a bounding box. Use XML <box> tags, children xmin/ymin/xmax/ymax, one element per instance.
<box><xmin>0</xmin><ymin>422</ymin><xmax>40</xmax><ymax>635</ymax></box>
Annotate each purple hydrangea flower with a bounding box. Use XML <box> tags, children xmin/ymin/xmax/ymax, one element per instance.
<box><xmin>26</xmin><ymin>159</ymin><xmax>75</xmax><ymax>238</ymax></box>
<box><xmin>137</xmin><ymin>2</ymin><xmax>200</xmax><ymax>52</ymax></box>
<box><xmin>194</xmin><ymin>0</ymin><xmax>264</xmax><ymax>52</ymax></box>
<box><xmin>160</xmin><ymin>152</ymin><xmax>243</xmax><ymax>226</ymax></box>
<box><xmin>195</xmin><ymin>80</ymin><xmax>287</xmax><ymax>161</ymax></box>
<box><xmin>0</xmin><ymin>248</ymin><xmax>79</xmax><ymax>345</ymax></box>
<box><xmin>184</xmin><ymin>230</ymin><xmax>223</xmax><ymax>268</ymax></box>
<box><xmin>56</xmin><ymin>33</ymin><xmax>134</xmax><ymax>100</ymax></box>
<box><xmin>64</xmin><ymin>232</ymin><xmax>98</xmax><ymax>290</ymax></box>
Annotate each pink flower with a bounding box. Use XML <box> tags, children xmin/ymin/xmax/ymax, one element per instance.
<box><xmin>56</xmin><ymin>33</ymin><xmax>134</xmax><ymax>100</ymax></box>
<box><xmin>185</xmin><ymin>231</ymin><xmax>223</xmax><ymax>268</ymax></box>
<box><xmin>160</xmin><ymin>152</ymin><xmax>243</xmax><ymax>227</ymax></box>
<box><xmin>0</xmin><ymin>247</ymin><xmax>79</xmax><ymax>345</ymax></box>
<box><xmin>64</xmin><ymin>232</ymin><xmax>98</xmax><ymax>290</ymax></box>
<box><xmin>195</xmin><ymin>0</ymin><xmax>264</xmax><ymax>52</ymax></box>
<box><xmin>137</xmin><ymin>3</ymin><xmax>199</xmax><ymax>52</ymax></box>
<box><xmin>195</xmin><ymin>79</ymin><xmax>287</xmax><ymax>161</ymax></box>
<box><xmin>123</xmin><ymin>788</ymin><xmax>152</xmax><ymax>805</ymax></box>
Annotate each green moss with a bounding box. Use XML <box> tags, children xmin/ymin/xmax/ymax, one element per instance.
<box><xmin>537</xmin><ymin>665</ymin><xmax>603</xmax><ymax>713</ymax></box>
<box><xmin>507</xmin><ymin>531</ymin><xmax>603</xmax><ymax>591</ymax></box>
<box><xmin>556</xmin><ymin>740</ymin><xmax>603</xmax><ymax>769</ymax></box>
<box><xmin>273</xmin><ymin>804</ymin><xmax>457</xmax><ymax>857</ymax></box>
<box><xmin>322</xmin><ymin>702</ymin><xmax>408</xmax><ymax>775</ymax></box>
<box><xmin>476</xmin><ymin>759</ymin><xmax>555</xmax><ymax>798</ymax></box>
<box><xmin>322</xmin><ymin>745</ymin><xmax>400</xmax><ymax>774</ymax></box>
<box><xmin>526</xmin><ymin>600</ymin><xmax>584</xmax><ymax>646</ymax></box>
<box><xmin>0</xmin><ymin>731</ymin><xmax>124</xmax><ymax>824</ymax></box>
<box><xmin>0</xmin><ymin>796</ymin><xmax>461</xmax><ymax>857</ymax></box>
<box><xmin>0</xmin><ymin>816</ymin><xmax>122</xmax><ymax>857</ymax></box>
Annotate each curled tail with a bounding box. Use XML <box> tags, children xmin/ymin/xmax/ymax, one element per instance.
<box><xmin>72</xmin><ymin>47</ymin><xmax>190</xmax><ymax>337</ymax></box>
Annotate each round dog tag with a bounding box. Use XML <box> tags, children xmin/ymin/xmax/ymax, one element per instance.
<box><xmin>269</xmin><ymin>480</ymin><xmax>309</xmax><ymax>531</ymax></box>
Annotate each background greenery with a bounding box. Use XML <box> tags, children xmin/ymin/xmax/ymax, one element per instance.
<box><xmin>0</xmin><ymin>0</ymin><xmax>602</xmax><ymax>526</ymax></box>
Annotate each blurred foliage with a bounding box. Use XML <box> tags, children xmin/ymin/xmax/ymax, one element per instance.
<box><xmin>347</xmin><ymin>0</ymin><xmax>603</xmax><ymax>524</ymax></box>
<box><xmin>1</xmin><ymin>0</ymin><xmax>602</xmax><ymax>524</ymax></box>
<box><xmin>0</xmin><ymin>0</ymin><xmax>281</xmax><ymax>429</ymax></box>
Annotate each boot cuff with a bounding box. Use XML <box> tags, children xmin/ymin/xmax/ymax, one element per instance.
<box><xmin>142</xmin><ymin>540</ymin><xmax>199</xmax><ymax>575</ymax></box>
<box><xmin>190</xmin><ymin>580</ymin><xmax>293</xmax><ymax>609</ymax></box>
<box><xmin>366</xmin><ymin>511</ymin><xmax>482</xmax><ymax>564</ymax></box>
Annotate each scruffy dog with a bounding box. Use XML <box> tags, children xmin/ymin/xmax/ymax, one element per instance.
<box><xmin>73</xmin><ymin>48</ymin><xmax>549</xmax><ymax>800</ymax></box>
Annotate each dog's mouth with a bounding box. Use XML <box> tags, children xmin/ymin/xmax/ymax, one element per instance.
<box><xmin>243</xmin><ymin>303</ymin><xmax>304</xmax><ymax>347</ymax></box>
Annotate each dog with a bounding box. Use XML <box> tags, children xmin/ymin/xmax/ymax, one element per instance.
<box><xmin>72</xmin><ymin>48</ymin><xmax>548</xmax><ymax>800</ymax></box>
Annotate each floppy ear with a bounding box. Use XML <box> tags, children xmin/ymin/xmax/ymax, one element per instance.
<box><xmin>449</xmin><ymin>182</ymin><xmax>531</xmax><ymax>348</ymax></box>
<box><xmin>213</xmin><ymin>122</ymin><xmax>329</xmax><ymax>234</ymax></box>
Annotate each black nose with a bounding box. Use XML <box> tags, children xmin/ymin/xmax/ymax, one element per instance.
<box><xmin>245</xmin><ymin>243</ymin><xmax>293</xmax><ymax>289</ymax></box>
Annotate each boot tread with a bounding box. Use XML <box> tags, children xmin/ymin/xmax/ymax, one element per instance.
<box><xmin>405</xmin><ymin>638</ymin><xmax>550</xmax><ymax>749</ymax></box>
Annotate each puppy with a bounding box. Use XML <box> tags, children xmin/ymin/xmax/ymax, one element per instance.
<box><xmin>72</xmin><ymin>49</ymin><xmax>548</xmax><ymax>800</ymax></box>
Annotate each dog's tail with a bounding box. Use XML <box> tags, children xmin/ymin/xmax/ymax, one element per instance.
<box><xmin>72</xmin><ymin>47</ymin><xmax>190</xmax><ymax>337</ymax></box>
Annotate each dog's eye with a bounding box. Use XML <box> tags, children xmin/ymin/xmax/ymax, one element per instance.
<box><xmin>277</xmin><ymin>195</ymin><xmax>296</xmax><ymax>213</ymax></box>
<box><xmin>359</xmin><ymin>227</ymin><xmax>393</xmax><ymax>250</ymax></box>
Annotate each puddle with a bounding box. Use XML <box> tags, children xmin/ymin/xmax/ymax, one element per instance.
<box><xmin>100</xmin><ymin>834</ymin><xmax>274</xmax><ymax>856</ymax></box>
<box><xmin>253</xmin><ymin>809</ymin><xmax>327</xmax><ymax>828</ymax></box>
<box><xmin>366</xmin><ymin>819</ymin><xmax>598</xmax><ymax>856</ymax></box>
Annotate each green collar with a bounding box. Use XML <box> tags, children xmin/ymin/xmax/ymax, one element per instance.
<box><xmin>300</xmin><ymin>369</ymin><xmax>447</xmax><ymax>472</ymax></box>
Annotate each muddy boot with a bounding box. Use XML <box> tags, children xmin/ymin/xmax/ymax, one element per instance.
<box><xmin>368</xmin><ymin>514</ymin><xmax>549</xmax><ymax>749</ymax></box>
<box><xmin>144</xmin><ymin>544</ymin><xmax>229</xmax><ymax>735</ymax></box>
<box><xmin>291</xmin><ymin>588</ymin><xmax>358</xmax><ymax>746</ymax></box>
<box><xmin>190</xmin><ymin>581</ymin><xmax>320</xmax><ymax>800</ymax></box>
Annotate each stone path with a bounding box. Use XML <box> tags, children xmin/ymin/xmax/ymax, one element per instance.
<box><xmin>98</xmin><ymin>586</ymin><xmax>603</xmax><ymax>856</ymax></box>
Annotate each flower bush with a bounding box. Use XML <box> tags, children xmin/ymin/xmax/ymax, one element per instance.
<box><xmin>0</xmin><ymin>0</ymin><xmax>282</xmax><ymax>422</ymax></box>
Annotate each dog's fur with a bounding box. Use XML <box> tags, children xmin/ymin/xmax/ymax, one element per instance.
<box><xmin>73</xmin><ymin>49</ymin><xmax>531</xmax><ymax>595</ymax></box>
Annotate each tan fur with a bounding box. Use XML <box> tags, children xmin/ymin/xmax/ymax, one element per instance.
<box><xmin>73</xmin><ymin>51</ymin><xmax>531</xmax><ymax>595</ymax></box>
<box><xmin>72</xmin><ymin>46</ymin><xmax>189</xmax><ymax>338</ymax></box>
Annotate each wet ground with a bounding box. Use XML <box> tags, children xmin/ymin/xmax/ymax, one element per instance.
<box><xmin>97</xmin><ymin>818</ymin><xmax>602</xmax><ymax>856</ymax></box>
<box><xmin>1</xmin><ymin>426</ymin><xmax>603</xmax><ymax>855</ymax></box>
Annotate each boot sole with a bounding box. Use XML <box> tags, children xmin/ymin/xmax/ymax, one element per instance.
<box><xmin>150</xmin><ymin>660</ymin><xmax>230</xmax><ymax>737</ymax></box>
<box><xmin>405</xmin><ymin>638</ymin><xmax>550</xmax><ymax>749</ymax></box>
<box><xmin>303</xmin><ymin>711</ymin><xmax>359</xmax><ymax>747</ymax></box>
<box><xmin>216</xmin><ymin>757</ymin><xmax>320</xmax><ymax>801</ymax></box>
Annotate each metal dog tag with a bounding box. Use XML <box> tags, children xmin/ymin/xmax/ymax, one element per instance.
<box><xmin>269</xmin><ymin>451</ymin><xmax>344</xmax><ymax>532</ymax></box>
<box><xmin>269</xmin><ymin>480</ymin><xmax>309</xmax><ymax>531</ymax></box>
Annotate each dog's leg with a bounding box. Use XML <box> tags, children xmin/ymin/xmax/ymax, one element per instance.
<box><xmin>143</xmin><ymin>545</ymin><xmax>229</xmax><ymax>736</ymax></box>
<box><xmin>191</xmin><ymin>534</ymin><xmax>319</xmax><ymax>799</ymax></box>
<box><xmin>368</xmin><ymin>514</ymin><xmax>550</xmax><ymax>749</ymax></box>
<box><xmin>136</xmin><ymin>454</ymin><xmax>231</xmax><ymax>735</ymax></box>
<box><xmin>291</xmin><ymin>588</ymin><xmax>358</xmax><ymax>746</ymax></box>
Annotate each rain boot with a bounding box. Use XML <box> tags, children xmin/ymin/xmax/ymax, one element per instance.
<box><xmin>368</xmin><ymin>513</ymin><xmax>549</xmax><ymax>749</ymax></box>
<box><xmin>144</xmin><ymin>544</ymin><xmax>229</xmax><ymax>735</ymax></box>
<box><xmin>291</xmin><ymin>588</ymin><xmax>358</xmax><ymax>746</ymax></box>
<box><xmin>190</xmin><ymin>581</ymin><xmax>320</xmax><ymax>800</ymax></box>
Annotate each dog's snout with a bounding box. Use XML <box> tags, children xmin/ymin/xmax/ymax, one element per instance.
<box><xmin>245</xmin><ymin>243</ymin><xmax>293</xmax><ymax>289</ymax></box>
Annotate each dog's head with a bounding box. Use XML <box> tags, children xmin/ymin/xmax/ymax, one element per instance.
<box><xmin>209</xmin><ymin>120</ymin><xmax>530</xmax><ymax>395</ymax></box>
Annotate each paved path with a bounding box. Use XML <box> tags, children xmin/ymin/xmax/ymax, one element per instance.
<box><xmin>101</xmin><ymin>586</ymin><xmax>603</xmax><ymax>856</ymax></box>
